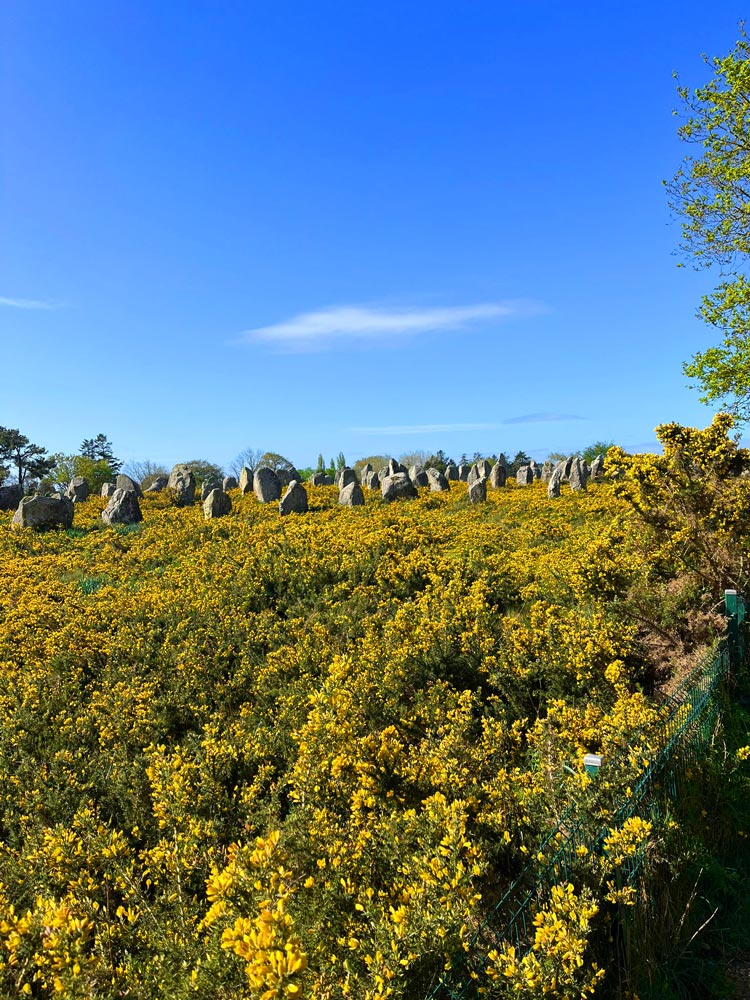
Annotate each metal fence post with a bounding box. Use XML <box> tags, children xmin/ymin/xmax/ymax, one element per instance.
<box><xmin>725</xmin><ymin>589</ymin><xmax>740</xmax><ymax>667</ymax></box>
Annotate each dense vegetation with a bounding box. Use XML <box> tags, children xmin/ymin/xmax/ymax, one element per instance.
<box><xmin>1</xmin><ymin>418</ymin><xmax>749</xmax><ymax>998</ymax></box>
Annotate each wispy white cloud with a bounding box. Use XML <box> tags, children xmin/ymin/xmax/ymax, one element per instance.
<box><xmin>237</xmin><ymin>301</ymin><xmax>539</xmax><ymax>350</ymax></box>
<box><xmin>353</xmin><ymin>414</ymin><xmax>588</xmax><ymax>435</ymax></box>
<box><xmin>0</xmin><ymin>296</ymin><xmax>57</xmax><ymax>310</ymax></box>
<box><xmin>501</xmin><ymin>412</ymin><xmax>588</xmax><ymax>425</ymax></box>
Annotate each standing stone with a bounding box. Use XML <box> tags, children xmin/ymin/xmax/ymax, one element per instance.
<box><xmin>223</xmin><ymin>475</ymin><xmax>239</xmax><ymax>491</ymax></box>
<box><xmin>12</xmin><ymin>495</ymin><xmax>74</xmax><ymax>530</ymax></box>
<box><xmin>311</xmin><ymin>472</ymin><xmax>329</xmax><ymax>486</ymax></box>
<box><xmin>254</xmin><ymin>466</ymin><xmax>282</xmax><ymax>503</ymax></box>
<box><xmin>473</xmin><ymin>459</ymin><xmax>492</xmax><ymax>482</ymax></box>
<box><xmin>516</xmin><ymin>466</ymin><xmax>534</xmax><ymax>486</ymax></box>
<box><xmin>489</xmin><ymin>462</ymin><xmax>507</xmax><ymax>488</ymax></box>
<box><xmin>279</xmin><ymin>480</ymin><xmax>308</xmax><ymax>515</ymax></box>
<box><xmin>65</xmin><ymin>477</ymin><xmax>90</xmax><ymax>503</ymax></box>
<box><xmin>387</xmin><ymin>458</ymin><xmax>407</xmax><ymax>477</ymax></box>
<box><xmin>339</xmin><ymin>467</ymin><xmax>357</xmax><ymax>488</ymax></box>
<box><xmin>426</xmin><ymin>467</ymin><xmax>449</xmax><ymax>492</ymax></box>
<box><xmin>378</xmin><ymin>466</ymin><xmax>389</xmax><ymax>483</ymax></box>
<box><xmin>361</xmin><ymin>463</ymin><xmax>373</xmax><ymax>480</ymax></box>
<box><xmin>409</xmin><ymin>465</ymin><xmax>429</xmax><ymax>488</ymax></box>
<box><xmin>541</xmin><ymin>462</ymin><xmax>553</xmax><ymax>483</ymax></box>
<box><xmin>145</xmin><ymin>475</ymin><xmax>168</xmax><ymax>493</ymax></box>
<box><xmin>203</xmin><ymin>488</ymin><xmax>232</xmax><ymax>519</ymax></box>
<box><xmin>468</xmin><ymin>478</ymin><xmax>487</xmax><ymax>503</ymax></box>
<box><xmin>552</xmin><ymin>460</ymin><xmax>567</xmax><ymax>483</ymax></box>
<box><xmin>548</xmin><ymin>467</ymin><xmax>563</xmax><ymax>499</ymax></box>
<box><xmin>116</xmin><ymin>474</ymin><xmax>143</xmax><ymax>498</ymax></box>
<box><xmin>0</xmin><ymin>484</ymin><xmax>23</xmax><ymax>511</ymax></box>
<box><xmin>531</xmin><ymin>461</ymin><xmax>542</xmax><ymax>480</ymax></box>
<box><xmin>445</xmin><ymin>463</ymin><xmax>459</xmax><ymax>481</ymax></box>
<box><xmin>168</xmin><ymin>465</ymin><xmax>196</xmax><ymax>506</ymax></box>
<box><xmin>239</xmin><ymin>467</ymin><xmax>254</xmax><ymax>494</ymax></box>
<box><xmin>457</xmin><ymin>463</ymin><xmax>471</xmax><ymax>481</ymax></box>
<box><xmin>101</xmin><ymin>489</ymin><xmax>143</xmax><ymax>526</ymax></box>
<box><xmin>339</xmin><ymin>481</ymin><xmax>365</xmax><ymax>506</ymax></box>
<box><xmin>590</xmin><ymin>454</ymin><xmax>605</xmax><ymax>480</ymax></box>
<box><xmin>101</xmin><ymin>482</ymin><xmax>116</xmax><ymax>498</ymax></box>
<box><xmin>201</xmin><ymin>478</ymin><xmax>222</xmax><ymax>502</ymax></box>
<box><xmin>381</xmin><ymin>472</ymin><xmax>418</xmax><ymax>502</ymax></box>
<box><xmin>569</xmin><ymin>458</ymin><xmax>587</xmax><ymax>492</ymax></box>
<box><xmin>277</xmin><ymin>467</ymin><xmax>300</xmax><ymax>487</ymax></box>
<box><xmin>367</xmin><ymin>471</ymin><xmax>380</xmax><ymax>490</ymax></box>
<box><xmin>563</xmin><ymin>458</ymin><xmax>574</xmax><ymax>482</ymax></box>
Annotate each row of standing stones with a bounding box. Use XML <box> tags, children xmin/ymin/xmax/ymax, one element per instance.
<box><xmin>3</xmin><ymin>454</ymin><xmax>605</xmax><ymax>531</ymax></box>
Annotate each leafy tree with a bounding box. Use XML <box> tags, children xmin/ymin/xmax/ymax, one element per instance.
<box><xmin>80</xmin><ymin>434</ymin><xmax>121</xmax><ymax>473</ymax></box>
<box><xmin>353</xmin><ymin>455</ymin><xmax>390</xmax><ymax>478</ymax></box>
<box><xmin>424</xmin><ymin>449</ymin><xmax>455</xmax><ymax>472</ymax></box>
<box><xmin>182</xmin><ymin>460</ymin><xmax>224</xmax><ymax>488</ymax></box>
<box><xmin>316</xmin><ymin>454</ymin><xmax>325</xmax><ymax>474</ymax></box>
<box><xmin>668</xmin><ymin>26</ymin><xmax>750</xmax><ymax>418</ymax></box>
<box><xmin>336</xmin><ymin>452</ymin><xmax>346</xmax><ymax>471</ymax></box>
<box><xmin>581</xmin><ymin>440</ymin><xmax>615</xmax><ymax>464</ymax></box>
<box><xmin>509</xmin><ymin>451</ymin><xmax>531</xmax><ymax>475</ymax></box>
<box><xmin>0</xmin><ymin>427</ymin><xmax>54</xmax><ymax>489</ymax></box>
<box><xmin>398</xmin><ymin>450</ymin><xmax>430</xmax><ymax>469</ymax></box>
<box><xmin>47</xmin><ymin>454</ymin><xmax>115</xmax><ymax>495</ymax></box>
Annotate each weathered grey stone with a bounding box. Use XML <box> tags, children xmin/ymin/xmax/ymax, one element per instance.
<box><xmin>489</xmin><ymin>462</ymin><xmax>507</xmax><ymax>488</ymax></box>
<box><xmin>387</xmin><ymin>458</ymin><xmax>407</xmax><ymax>477</ymax></box>
<box><xmin>426</xmin><ymin>467</ymin><xmax>449</xmax><ymax>491</ymax></box>
<box><xmin>470</xmin><ymin>459</ymin><xmax>492</xmax><ymax>483</ymax></box>
<box><xmin>277</xmin><ymin>467</ymin><xmax>300</xmax><ymax>487</ymax></box>
<box><xmin>145</xmin><ymin>475</ymin><xmax>168</xmax><ymax>493</ymax></box>
<box><xmin>590</xmin><ymin>454</ymin><xmax>605</xmax><ymax>479</ymax></box>
<box><xmin>239</xmin><ymin>467</ymin><xmax>254</xmax><ymax>494</ymax></box>
<box><xmin>116</xmin><ymin>474</ymin><xmax>143</xmax><ymax>498</ymax></box>
<box><xmin>457</xmin><ymin>463</ymin><xmax>470</xmax><ymax>481</ymax></box>
<box><xmin>548</xmin><ymin>467</ymin><xmax>563</xmax><ymax>499</ymax></box>
<box><xmin>541</xmin><ymin>462</ymin><xmax>553</xmax><ymax>483</ymax></box>
<box><xmin>203</xmin><ymin>488</ymin><xmax>232</xmax><ymax>519</ymax></box>
<box><xmin>12</xmin><ymin>495</ymin><xmax>74</xmax><ymax>530</ymax></box>
<box><xmin>339</xmin><ymin>467</ymin><xmax>357</xmax><ymax>488</ymax></box>
<box><xmin>468</xmin><ymin>478</ymin><xmax>487</xmax><ymax>503</ymax></box>
<box><xmin>531</xmin><ymin>461</ymin><xmax>542</xmax><ymax>480</ymax></box>
<box><xmin>279</xmin><ymin>480</ymin><xmax>308</xmax><ymax>515</ymax></box>
<box><xmin>101</xmin><ymin>488</ymin><xmax>143</xmax><ymax>526</ymax></box>
<box><xmin>445</xmin><ymin>463</ymin><xmax>459</xmax><ymax>481</ymax></box>
<box><xmin>201</xmin><ymin>478</ymin><xmax>222</xmax><ymax>502</ymax></box>
<box><xmin>65</xmin><ymin>477</ymin><xmax>89</xmax><ymax>503</ymax></box>
<box><xmin>361</xmin><ymin>463</ymin><xmax>373</xmax><ymax>480</ymax></box>
<box><xmin>409</xmin><ymin>465</ymin><xmax>429</xmax><ymax>487</ymax></box>
<box><xmin>378</xmin><ymin>466</ymin><xmax>389</xmax><ymax>483</ymax></box>
<box><xmin>552</xmin><ymin>460</ymin><xmax>567</xmax><ymax>483</ymax></box>
<box><xmin>311</xmin><ymin>472</ymin><xmax>329</xmax><ymax>486</ymax></box>
<box><xmin>101</xmin><ymin>482</ymin><xmax>116</xmax><ymax>498</ymax></box>
<box><xmin>367</xmin><ymin>471</ymin><xmax>380</xmax><ymax>490</ymax></box>
<box><xmin>563</xmin><ymin>457</ymin><xmax>574</xmax><ymax>482</ymax></box>
<box><xmin>0</xmin><ymin>484</ymin><xmax>22</xmax><ymax>511</ymax></box>
<box><xmin>569</xmin><ymin>457</ymin><xmax>587</xmax><ymax>492</ymax></box>
<box><xmin>339</xmin><ymin>481</ymin><xmax>365</xmax><ymax>506</ymax></box>
<box><xmin>223</xmin><ymin>475</ymin><xmax>238</xmax><ymax>491</ymax></box>
<box><xmin>381</xmin><ymin>472</ymin><xmax>418</xmax><ymax>502</ymax></box>
<box><xmin>254</xmin><ymin>466</ymin><xmax>282</xmax><ymax>503</ymax></box>
<box><xmin>516</xmin><ymin>465</ymin><xmax>534</xmax><ymax>486</ymax></box>
<box><xmin>168</xmin><ymin>464</ymin><xmax>196</xmax><ymax>506</ymax></box>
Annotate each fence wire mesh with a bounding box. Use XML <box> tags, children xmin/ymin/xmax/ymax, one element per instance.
<box><xmin>424</xmin><ymin>592</ymin><xmax>746</xmax><ymax>999</ymax></box>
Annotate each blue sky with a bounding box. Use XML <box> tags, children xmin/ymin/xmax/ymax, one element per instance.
<box><xmin>1</xmin><ymin>1</ymin><xmax>745</xmax><ymax>470</ymax></box>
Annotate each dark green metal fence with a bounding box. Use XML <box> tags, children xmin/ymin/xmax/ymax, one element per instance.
<box><xmin>425</xmin><ymin>590</ymin><xmax>746</xmax><ymax>999</ymax></box>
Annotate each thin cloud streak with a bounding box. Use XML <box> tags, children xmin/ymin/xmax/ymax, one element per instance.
<box><xmin>238</xmin><ymin>301</ymin><xmax>540</xmax><ymax>350</ymax></box>
<box><xmin>501</xmin><ymin>412</ymin><xmax>588</xmax><ymax>425</ymax></box>
<box><xmin>0</xmin><ymin>296</ymin><xmax>57</xmax><ymax>310</ymax></box>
